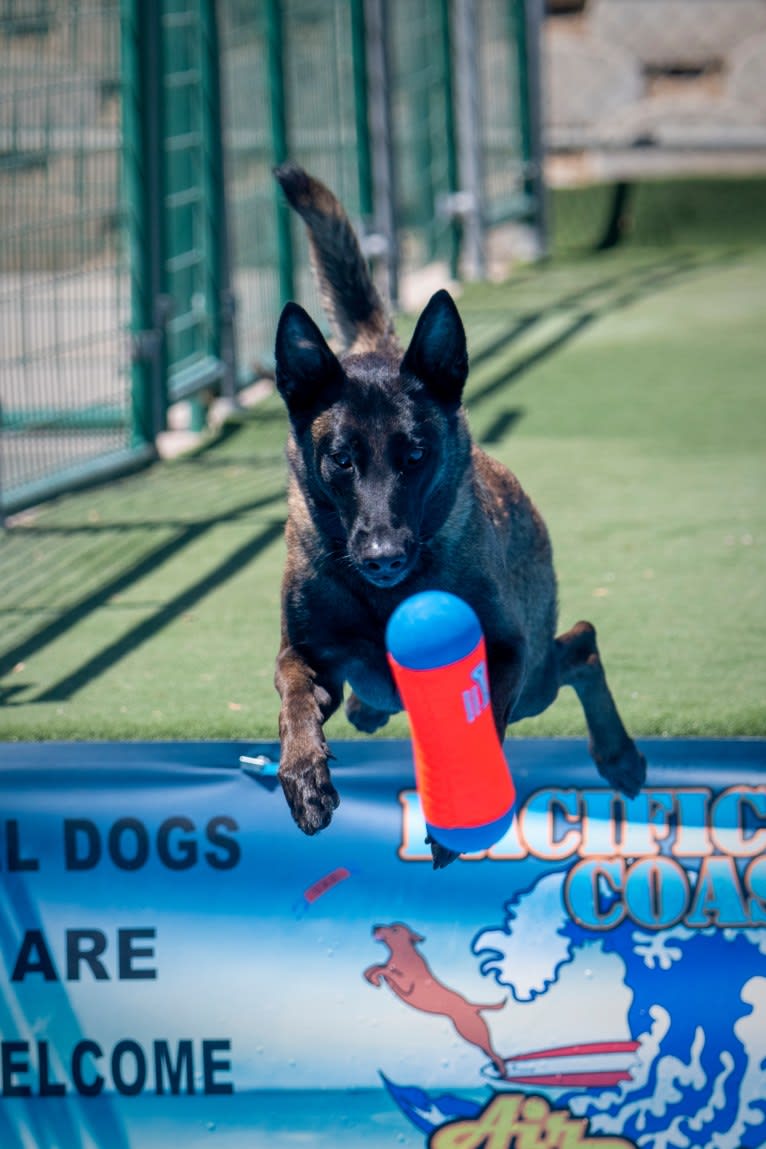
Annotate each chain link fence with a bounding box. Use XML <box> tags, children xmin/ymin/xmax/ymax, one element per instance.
<box><xmin>0</xmin><ymin>0</ymin><xmax>146</xmax><ymax>518</ymax></box>
<box><xmin>220</xmin><ymin>0</ymin><xmax>368</xmax><ymax>374</ymax></box>
<box><xmin>0</xmin><ymin>0</ymin><xmax>546</xmax><ymax>519</ymax></box>
<box><xmin>215</xmin><ymin>0</ymin><xmax>543</xmax><ymax>372</ymax></box>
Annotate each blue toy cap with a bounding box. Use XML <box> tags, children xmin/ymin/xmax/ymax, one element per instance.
<box><xmin>386</xmin><ymin>591</ymin><xmax>482</xmax><ymax>671</ymax></box>
<box><xmin>426</xmin><ymin>806</ymin><xmax>515</xmax><ymax>854</ymax></box>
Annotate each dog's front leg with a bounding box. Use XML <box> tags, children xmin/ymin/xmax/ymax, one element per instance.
<box><xmin>275</xmin><ymin>643</ymin><xmax>343</xmax><ymax>835</ymax></box>
<box><xmin>363</xmin><ymin>964</ymin><xmax>386</xmax><ymax>986</ymax></box>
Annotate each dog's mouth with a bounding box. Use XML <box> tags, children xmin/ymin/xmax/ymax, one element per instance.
<box><xmin>361</xmin><ymin>564</ymin><xmax>412</xmax><ymax>589</ymax></box>
<box><xmin>356</xmin><ymin>552</ymin><xmax>417</xmax><ymax>589</ymax></box>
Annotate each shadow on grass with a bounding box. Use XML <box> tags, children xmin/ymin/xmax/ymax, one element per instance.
<box><xmin>467</xmin><ymin>248</ymin><xmax>739</xmax><ymax>410</ymax></box>
<box><xmin>0</xmin><ymin>488</ymin><xmax>285</xmax><ymax>699</ymax></box>
<box><xmin>0</xmin><ymin>246</ymin><xmax>742</xmax><ymax>705</ymax></box>
<box><xmin>468</xmin><ymin>247</ymin><xmax>741</xmax><ymax>444</ymax></box>
<box><xmin>35</xmin><ymin>520</ymin><xmax>284</xmax><ymax>701</ymax></box>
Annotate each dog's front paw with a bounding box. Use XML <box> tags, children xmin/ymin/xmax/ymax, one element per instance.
<box><xmin>593</xmin><ymin>738</ymin><xmax>647</xmax><ymax>799</ymax></box>
<box><xmin>426</xmin><ymin>833</ymin><xmax>461</xmax><ymax>871</ymax></box>
<box><xmin>345</xmin><ymin>691</ymin><xmax>391</xmax><ymax>733</ymax></box>
<box><xmin>279</xmin><ymin>751</ymin><xmax>339</xmax><ymax>835</ymax></box>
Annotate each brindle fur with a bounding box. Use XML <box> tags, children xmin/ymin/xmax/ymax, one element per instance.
<box><xmin>272</xmin><ymin>163</ymin><xmax>645</xmax><ymax>868</ymax></box>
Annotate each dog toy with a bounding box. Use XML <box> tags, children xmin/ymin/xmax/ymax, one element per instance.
<box><xmin>386</xmin><ymin>590</ymin><xmax>516</xmax><ymax>854</ymax></box>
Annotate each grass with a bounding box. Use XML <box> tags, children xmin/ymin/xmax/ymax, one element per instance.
<box><xmin>1</xmin><ymin>234</ymin><xmax>765</xmax><ymax>743</ymax></box>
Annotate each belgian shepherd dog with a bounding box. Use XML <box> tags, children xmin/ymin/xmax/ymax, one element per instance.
<box><xmin>272</xmin><ymin>163</ymin><xmax>645</xmax><ymax>867</ymax></box>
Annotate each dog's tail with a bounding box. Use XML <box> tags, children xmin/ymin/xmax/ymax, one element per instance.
<box><xmin>477</xmin><ymin>999</ymin><xmax>507</xmax><ymax>1013</ymax></box>
<box><xmin>274</xmin><ymin>162</ymin><xmax>398</xmax><ymax>355</ymax></box>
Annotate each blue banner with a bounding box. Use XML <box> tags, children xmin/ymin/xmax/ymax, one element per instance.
<box><xmin>0</xmin><ymin>738</ymin><xmax>765</xmax><ymax>1148</ymax></box>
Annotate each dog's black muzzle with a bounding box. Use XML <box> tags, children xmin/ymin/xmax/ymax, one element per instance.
<box><xmin>353</xmin><ymin>531</ymin><xmax>416</xmax><ymax>588</ymax></box>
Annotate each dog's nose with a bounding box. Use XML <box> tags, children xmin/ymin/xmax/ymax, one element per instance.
<box><xmin>361</xmin><ymin>551</ymin><xmax>407</xmax><ymax>579</ymax></box>
<box><xmin>358</xmin><ymin>537</ymin><xmax>410</xmax><ymax>584</ymax></box>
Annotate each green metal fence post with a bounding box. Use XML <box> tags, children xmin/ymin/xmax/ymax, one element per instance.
<box><xmin>266</xmin><ymin>0</ymin><xmax>294</xmax><ymax>305</ymax></box>
<box><xmin>351</xmin><ymin>0</ymin><xmax>374</xmax><ymax>223</ymax></box>
<box><xmin>514</xmin><ymin>0</ymin><xmax>548</xmax><ymax>254</ymax></box>
<box><xmin>364</xmin><ymin>0</ymin><xmax>398</xmax><ymax>308</ymax></box>
<box><xmin>122</xmin><ymin>0</ymin><xmax>167</xmax><ymax>449</ymax></box>
<box><xmin>453</xmin><ymin>0</ymin><xmax>485</xmax><ymax>280</ymax></box>
<box><xmin>203</xmin><ymin>0</ymin><xmax>236</xmax><ymax>402</ymax></box>
<box><xmin>440</xmin><ymin>0</ymin><xmax>462</xmax><ymax>280</ymax></box>
<box><xmin>201</xmin><ymin>0</ymin><xmax>237</xmax><ymax>400</ymax></box>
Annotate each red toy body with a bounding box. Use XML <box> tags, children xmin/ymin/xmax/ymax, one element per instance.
<box><xmin>386</xmin><ymin>591</ymin><xmax>516</xmax><ymax>854</ymax></box>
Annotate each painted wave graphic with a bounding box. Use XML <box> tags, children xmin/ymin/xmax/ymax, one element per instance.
<box><xmin>473</xmin><ymin>872</ymin><xmax>766</xmax><ymax>1149</ymax></box>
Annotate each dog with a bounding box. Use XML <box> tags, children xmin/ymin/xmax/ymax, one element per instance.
<box><xmin>364</xmin><ymin>922</ymin><xmax>507</xmax><ymax>1077</ymax></box>
<box><xmin>272</xmin><ymin>163</ymin><xmax>645</xmax><ymax>868</ymax></box>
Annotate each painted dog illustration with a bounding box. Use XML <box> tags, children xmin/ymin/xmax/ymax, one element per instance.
<box><xmin>364</xmin><ymin>922</ymin><xmax>506</xmax><ymax>1076</ymax></box>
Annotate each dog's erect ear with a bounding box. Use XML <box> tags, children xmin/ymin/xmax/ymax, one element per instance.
<box><xmin>401</xmin><ymin>289</ymin><xmax>468</xmax><ymax>406</ymax></box>
<box><xmin>275</xmin><ymin>302</ymin><xmax>344</xmax><ymax>418</ymax></box>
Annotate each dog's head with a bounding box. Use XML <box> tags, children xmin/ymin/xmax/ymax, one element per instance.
<box><xmin>372</xmin><ymin>922</ymin><xmax>425</xmax><ymax>951</ymax></box>
<box><xmin>275</xmin><ymin>290</ymin><xmax>471</xmax><ymax>589</ymax></box>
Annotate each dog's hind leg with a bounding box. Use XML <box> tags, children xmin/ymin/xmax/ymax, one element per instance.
<box><xmin>555</xmin><ymin>621</ymin><xmax>646</xmax><ymax>797</ymax></box>
<box><xmin>345</xmin><ymin>691</ymin><xmax>392</xmax><ymax>734</ymax></box>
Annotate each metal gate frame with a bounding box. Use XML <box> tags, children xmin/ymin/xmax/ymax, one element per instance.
<box><xmin>0</xmin><ymin>0</ymin><xmax>237</xmax><ymax>522</ymax></box>
<box><xmin>261</xmin><ymin>0</ymin><xmax>547</xmax><ymax>319</ymax></box>
<box><xmin>0</xmin><ymin>0</ymin><xmax>156</xmax><ymax>522</ymax></box>
<box><xmin>122</xmin><ymin>0</ymin><xmax>237</xmax><ymax>445</ymax></box>
<box><xmin>1</xmin><ymin>0</ymin><xmax>544</xmax><ymax>521</ymax></box>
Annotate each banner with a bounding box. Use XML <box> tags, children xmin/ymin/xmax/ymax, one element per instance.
<box><xmin>0</xmin><ymin>738</ymin><xmax>765</xmax><ymax>1148</ymax></box>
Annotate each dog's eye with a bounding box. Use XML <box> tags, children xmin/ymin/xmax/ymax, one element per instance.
<box><xmin>405</xmin><ymin>446</ymin><xmax>426</xmax><ymax>468</ymax></box>
<box><xmin>331</xmin><ymin>450</ymin><xmax>353</xmax><ymax>470</ymax></box>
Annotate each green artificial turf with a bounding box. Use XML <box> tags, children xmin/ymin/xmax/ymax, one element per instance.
<box><xmin>552</xmin><ymin>175</ymin><xmax>766</xmax><ymax>255</ymax></box>
<box><xmin>1</xmin><ymin>241</ymin><xmax>764</xmax><ymax>743</ymax></box>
